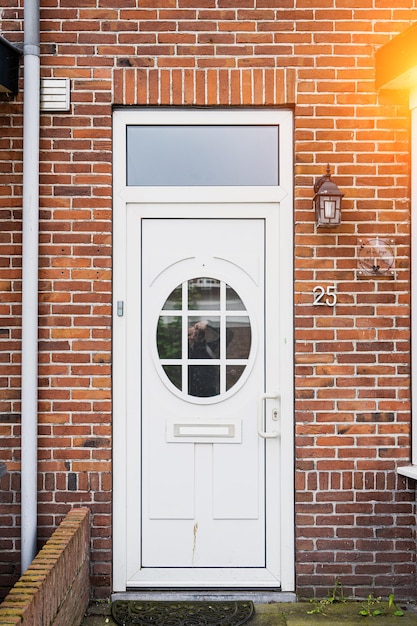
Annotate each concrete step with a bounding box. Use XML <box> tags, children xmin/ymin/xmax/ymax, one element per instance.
<box><xmin>80</xmin><ymin>600</ymin><xmax>417</xmax><ymax>626</ymax></box>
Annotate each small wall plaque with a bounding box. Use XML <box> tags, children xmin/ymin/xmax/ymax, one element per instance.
<box><xmin>357</xmin><ymin>238</ymin><xmax>395</xmax><ymax>279</ymax></box>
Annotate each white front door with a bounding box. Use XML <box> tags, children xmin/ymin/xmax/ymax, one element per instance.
<box><xmin>142</xmin><ymin>216</ymin><xmax>268</xmax><ymax>571</ymax></box>
<box><xmin>113</xmin><ymin>109</ymin><xmax>294</xmax><ymax>592</ymax></box>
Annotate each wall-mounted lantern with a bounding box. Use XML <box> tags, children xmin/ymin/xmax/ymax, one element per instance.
<box><xmin>313</xmin><ymin>165</ymin><xmax>344</xmax><ymax>227</ymax></box>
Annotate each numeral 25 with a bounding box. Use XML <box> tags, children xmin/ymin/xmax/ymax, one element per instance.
<box><xmin>313</xmin><ymin>285</ymin><xmax>337</xmax><ymax>307</ymax></box>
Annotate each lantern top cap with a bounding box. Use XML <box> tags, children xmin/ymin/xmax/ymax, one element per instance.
<box><xmin>314</xmin><ymin>164</ymin><xmax>344</xmax><ymax>198</ymax></box>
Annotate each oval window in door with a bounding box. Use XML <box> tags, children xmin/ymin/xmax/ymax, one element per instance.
<box><xmin>157</xmin><ymin>278</ymin><xmax>252</xmax><ymax>400</ymax></box>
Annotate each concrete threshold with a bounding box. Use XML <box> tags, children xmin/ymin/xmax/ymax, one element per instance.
<box><xmin>111</xmin><ymin>590</ymin><xmax>297</xmax><ymax>603</ymax></box>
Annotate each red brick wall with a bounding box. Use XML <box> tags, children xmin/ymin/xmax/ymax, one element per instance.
<box><xmin>0</xmin><ymin>0</ymin><xmax>416</xmax><ymax>601</ymax></box>
<box><xmin>0</xmin><ymin>31</ymin><xmax>24</xmax><ymax>597</ymax></box>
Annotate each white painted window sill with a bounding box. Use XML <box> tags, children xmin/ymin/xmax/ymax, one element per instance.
<box><xmin>397</xmin><ymin>465</ymin><xmax>417</xmax><ymax>480</ymax></box>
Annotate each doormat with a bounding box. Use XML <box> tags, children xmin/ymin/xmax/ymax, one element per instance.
<box><xmin>111</xmin><ymin>600</ymin><xmax>254</xmax><ymax>626</ymax></box>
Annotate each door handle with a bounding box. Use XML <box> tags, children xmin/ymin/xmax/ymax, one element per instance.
<box><xmin>257</xmin><ymin>392</ymin><xmax>280</xmax><ymax>439</ymax></box>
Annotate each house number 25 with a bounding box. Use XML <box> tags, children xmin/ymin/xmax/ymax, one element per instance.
<box><xmin>313</xmin><ymin>285</ymin><xmax>337</xmax><ymax>307</ymax></box>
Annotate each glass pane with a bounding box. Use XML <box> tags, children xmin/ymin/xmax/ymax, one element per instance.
<box><xmin>127</xmin><ymin>125</ymin><xmax>279</xmax><ymax>186</ymax></box>
<box><xmin>188</xmin><ymin>365</ymin><xmax>220</xmax><ymax>397</ymax></box>
<box><xmin>162</xmin><ymin>285</ymin><xmax>182</xmax><ymax>310</ymax></box>
<box><xmin>157</xmin><ymin>316</ymin><xmax>182</xmax><ymax>359</ymax></box>
<box><xmin>163</xmin><ymin>365</ymin><xmax>182</xmax><ymax>391</ymax></box>
<box><xmin>188</xmin><ymin>278</ymin><xmax>220</xmax><ymax>310</ymax></box>
<box><xmin>188</xmin><ymin>317</ymin><xmax>220</xmax><ymax>359</ymax></box>
<box><xmin>157</xmin><ymin>278</ymin><xmax>252</xmax><ymax>399</ymax></box>
<box><xmin>226</xmin><ymin>316</ymin><xmax>251</xmax><ymax>359</ymax></box>
<box><xmin>226</xmin><ymin>365</ymin><xmax>245</xmax><ymax>391</ymax></box>
<box><xmin>226</xmin><ymin>284</ymin><xmax>245</xmax><ymax>310</ymax></box>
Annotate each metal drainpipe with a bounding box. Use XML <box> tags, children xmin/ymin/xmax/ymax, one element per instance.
<box><xmin>21</xmin><ymin>0</ymin><xmax>40</xmax><ymax>574</ymax></box>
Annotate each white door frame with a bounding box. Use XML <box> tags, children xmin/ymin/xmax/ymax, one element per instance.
<box><xmin>112</xmin><ymin>108</ymin><xmax>294</xmax><ymax>592</ymax></box>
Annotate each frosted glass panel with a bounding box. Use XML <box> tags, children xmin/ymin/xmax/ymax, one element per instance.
<box><xmin>127</xmin><ymin>125</ymin><xmax>279</xmax><ymax>186</ymax></box>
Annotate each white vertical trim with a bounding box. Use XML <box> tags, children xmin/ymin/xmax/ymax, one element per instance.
<box><xmin>276</xmin><ymin>112</ymin><xmax>295</xmax><ymax>591</ymax></box>
<box><xmin>112</xmin><ymin>110</ymin><xmax>129</xmax><ymax>591</ymax></box>
<box><xmin>410</xmin><ymin>88</ymin><xmax>417</xmax><ymax>466</ymax></box>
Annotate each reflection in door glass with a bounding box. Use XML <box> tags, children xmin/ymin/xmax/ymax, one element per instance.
<box><xmin>226</xmin><ymin>316</ymin><xmax>251</xmax><ymax>359</ymax></box>
<box><xmin>188</xmin><ymin>365</ymin><xmax>220</xmax><ymax>397</ymax></box>
<box><xmin>162</xmin><ymin>365</ymin><xmax>182</xmax><ymax>391</ymax></box>
<box><xmin>162</xmin><ymin>285</ymin><xmax>182</xmax><ymax>310</ymax></box>
<box><xmin>157</xmin><ymin>279</ymin><xmax>252</xmax><ymax>399</ymax></box>
<box><xmin>157</xmin><ymin>316</ymin><xmax>182</xmax><ymax>359</ymax></box>
<box><xmin>188</xmin><ymin>278</ymin><xmax>220</xmax><ymax>310</ymax></box>
<box><xmin>226</xmin><ymin>285</ymin><xmax>245</xmax><ymax>310</ymax></box>
<box><xmin>226</xmin><ymin>365</ymin><xmax>245</xmax><ymax>391</ymax></box>
<box><xmin>188</xmin><ymin>318</ymin><xmax>220</xmax><ymax>359</ymax></box>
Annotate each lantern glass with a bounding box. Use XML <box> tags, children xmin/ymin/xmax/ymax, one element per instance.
<box><xmin>315</xmin><ymin>193</ymin><xmax>342</xmax><ymax>227</ymax></box>
<box><xmin>323</xmin><ymin>199</ymin><xmax>336</xmax><ymax>219</ymax></box>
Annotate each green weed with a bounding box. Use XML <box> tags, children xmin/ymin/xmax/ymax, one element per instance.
<box><xmin>359</xmin><ymin>593</ymin><xmax>404</xmax><ymax>618</ymax></box>
<box><xmin>307</xmin><ymin>579</ymin><xmax>345</xmax><ymax>616</ymax></box>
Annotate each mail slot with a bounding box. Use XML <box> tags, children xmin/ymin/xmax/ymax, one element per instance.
<box><xmin>166</xmin><ymin>419</ymin><xmax>242</xmax><ymax>443</ymax></box>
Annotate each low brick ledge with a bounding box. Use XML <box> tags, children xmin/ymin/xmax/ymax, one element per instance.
<box><xmin>0</xmin><ymin>508</ymin><xmax>90</xmax><ymax>626</ymax></box>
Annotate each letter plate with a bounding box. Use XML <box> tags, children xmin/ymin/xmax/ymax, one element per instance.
<box><xmin>166</xmin><ymin>419</ymin><xmax>242</xmax><ymax>443</ymax></box>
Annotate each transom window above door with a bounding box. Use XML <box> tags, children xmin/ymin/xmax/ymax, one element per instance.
<box><xmin>156</xmin><ymin>278</ymin><xmax>252</xmax><ymax>400</ymax></box>
<box><xmin>126</xmin><ymin>125</ymin><xmax>279</xmax><ymax>186</ymax></box>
